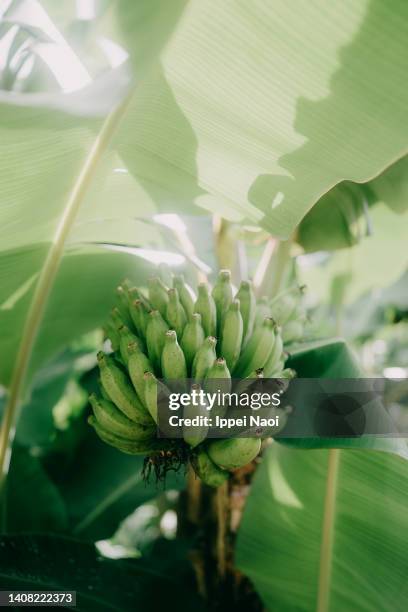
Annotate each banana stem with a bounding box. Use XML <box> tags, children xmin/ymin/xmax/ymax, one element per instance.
<box><xmin>213</xmin><ymin>217</ymin><xmax>244</xmax><ymax>285</ymax></box>
<box><xmin>0</xmin><ymin>91</ymin><xmax>133</xmax><ymax>523</ymax></box>
<box><xmin>253</xmin><ymin>237</ymin><xmax>276</xmax><ymax>293</ymax></box>
<box><xmin>215</xmin><ymin>482</ymin><xmax>228</xmax><ymax>578</ymax></box>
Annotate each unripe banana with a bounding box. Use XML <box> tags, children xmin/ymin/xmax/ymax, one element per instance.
<box><xmin>191</xmin><ymin>448</ymin><xmax>229</xmax><ymax>487</ymax></box>
<box><xmin>97</xmin><ymin>351</ymin><xmax>151</xmax><ymax>425</ymax></box>
<box><xmin>88</xmin><ymin>415</ymin><xmax>165</xmax><ymax>455</ymax></box>
<box><xmin>161</xmin><ymin>330</ymin><xmax>187</xmax><ymax>382</ymax></box>
<box><xmin>236</xmin><ymin>280</ymin><xmax>256</xmax><ymax>346</ymax></box>
<box><xmin>212</xmin><ymin>269</ymin><xmax>233</xmax><ymax>334</ymax></box>
<box><xmin>270</xmin><ymin>286</ymin><xmax>305</xmax><ymax>326</ymax></box>
<box><xmin>158</xmin><ymin>262</ymin><xmax>173</xmax><ymax>288</ymax></box>
<box><xmin>234</xmin><ymin>317</ymin><xmax>277</xmax><ymax>378</ymax></box>
<box><xmin>118</xmin><ymin>325</ymin><xmax>144</xmax><ymax>365</ymax></box>
<box><xmin>89</xmin><ymin>394</ymin><xmax>154</xmax><ymax>440</ymax></box>
<box><xmin>94</xmin><ymin>267</ymin><xmax>301</xmax><ymax>484</ymax></box>
<box><xmin>207</xmin><ymin>437</ymin><xmax>261</xmax><ymax>471</ymax></box>
<box><xmin>111</xmin><ymin>307</ymin><xmax>125</xmax><ymax>331</ymax></box>
<box><xmin>280</xmin><ymin>368</ymin><xmax>296</xmax><ymax>379</ymax></box>
<box><xmin>254</xmin><ymin>297</ymin><xmax>272</xmax><ymax>328</ymax></box>
<box><xmin>115</xmin><ymin>286</ymin><xmax>134</xmax><ymax>329</ymax></box>
<box><xmin>129</xmin><ymin>299</ymin><xmax>150</xmax><ymax>341</ymax></box>
<box><xmin>173</xmin><ymin>274</ymin><xmax>196</xmax><ymax>319</ymax></box>
<box><xmin>270</xmin><ymin>294</ymin><xmax>296</xmax><ymax>326</ymax></box>
<box><xmin>146</xmin><ymin>310</ymin><xmax>169</xmax><ymax>374</ymax></box>
<box><xmin>282</xmin><ymin>320</ymin><xmax>304</xmax><ymax>344</ymax></box>
<box><xmin>148</xmin><ymin>277</ymin><xmax>169</xmax><ymax>317</ymax></box>
<box><xmin>267</xmin><ymin>367</ymin><xmax>295</xmax><ymax>395</ymax></box>
<box><xmin>104</xmin><ymin>322</ymin><xmax>120</xmax><ymax>351</ymax></box>
<box><xmin>205</xmin><ymin>357</ymin><xmax>231</xmax><ymax>382</ymax></box>
<box><xmin>263</xmin><ymin>326</ymin><xmax>284</xmax><ymax>377</ymax></box>
<box><xmin>269</xmin><ymin>359</ymin><xmax>286</xmax><ymax>377</ymax></box>
<box><xmin>220</xmin><ymin>299</ymin><xmax>243</xmax><ymax>371</ymax></box>
<box><xmin>194</xmin><ymin>283</ymin><xmax>217</xmax><ymax>338</ymax></box>
<box><xmin>181</xmin><ymin>313</ymin><xmax>205</xmax><ymax>374</ymax></box>
<box><xmin>192</xmin><ymin>336</ymin><xmax>217</xmax><ymax>382</ymax></box>
<box><xmin>204</xmin><ymin>357</ymin><xmax>231</xmax><ymax>419</ymax></box>
<box><xmin>129</xmin><ymin>287</ymin><xmax>152</xmax><ymax>312</ymax></box>
<box><xmin>127</xmin><ymin>341</ymin><xmax>153</xmax><ymax>406</ymax></box>
<box><xmin>144</xmin><ymin>371</ymin><xmax>171</xmax><ymax>423</ymax></box>
<box><xmin>289</xmin><ymin>301</ymin><xmax>307</xmax><ymax>324</ymax></box>
<box><xmin>99</xmin><ymin>378</ymin><xmax>111</xmax><ymax>401</ymax></box>
<box><xmin>166</xmin><ymin>288</ymin><xmax>187</xmax><ymax>338</ymax></box>
<box><xmin>234</xmin><ymin>368</ymin><xmax>264</xmax><ymax>396</ymax></box>
<box><xmin>183</xmin><ymin>384</ymin><xmax>209</xmax><ymax>448</ymax></box>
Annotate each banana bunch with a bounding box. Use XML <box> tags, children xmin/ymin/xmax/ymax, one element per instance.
<box><xmin>89</xmin><ymin>267</ymin><xmax>305</xmax><ymax>486</ymax></box>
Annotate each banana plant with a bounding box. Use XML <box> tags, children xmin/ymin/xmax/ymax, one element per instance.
<box><xmin>0</xmin><ymin>1</ymin><xmax>407</xmax><ymax>608</ymax></box>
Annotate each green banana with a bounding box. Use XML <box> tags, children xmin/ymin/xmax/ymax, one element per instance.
<box><xmin>158</xmin><ymin>262</ymin><xmax>173</xmax><ymax>288</ymax></box>
<box><xmin>254</xmin><ymin>296</ymin><xmax>271</xmax><ymax>328</ymax></box>
<box><xmin>118</xmin><ymin>325</ymin><xmax>143</xmax><ymax>364</ymax></box>
<box><xmin>129</xmin><ymin>287</ymin><xmax>152</xmax><ymax>312</ymax></box>
<box><xmin>129</xmin><ymin>299</ymin><xmax>150</xmax><ymax>341</ymax></box>
<box><xmin>146</xmin><ymin>310</ymin><xmax>169</xmax><ymax>374</ymax></box>
<box><xmin>148</xmin><ymin>277</ymin><xmax>169</xmax><ymax>317</ymax></box>
<box><xmin>110</xmin><ymin>307</ymin><xmax>125</xmax><ymax>331</ymax></box>
<box><xmin>234</xmin><ymin>317</ymin><xmax>277</xmax><ymax>377</ymax></box>
<box><xmin>89</xmin><ymin>394</ymin><xmax>154</xmax><ymax>440</ymax></box>
<box><xmin>263</xmin><ymin>326</ymin><xmax>284</xmax><ymax>377</ymax></box>
<box><xmin>205</xmin><ymin>357</ymin><xmax>231</xmax><ymax>381</ymax></box>
<box><xmin>194</xmin><ymin>283</ymin><xmax>217</xmax><ymax>338</ymax></box>
<box><xmin>269</xmin><ymin>286</ymin><xmax>305</xmax><ymax>326</ymax></box>
<box><xmin>128</xmin><ymin>341</ymin><xmax>153</xmax><ymax>406</ymax></box>
<box><xmin>161</xmin><ymin>330</ymin><xmax>187</xmax><ymax>382</ymax></box>
<box><xmin>104</xmin><ymin>321</ymin><xmax>120</xmax><ymax>351</ymax></box>
<box><xmin>115</xmin><ymin>285</ymin><xmax>134</xmax><ymax>329</ymax></box>
<box><xmin>166</xmin><ymin>288</ymin><xmax>187</xmax><ymax>338</ymax></box>
<box><xmin>282</xmin><ymin>320</ymin><xmax>304</xmax><ymax>344</ymax></box>
<box><xmin>204</xmin><ymin>357</ymin><xmax>231</xmax><ymax>419</ymax></box>
<box><xmin>192</xmin><ymin>336</ymin><xmax>217</xmax><ymax>382</ymax></box>
<box><xmin>220</xmin><ymin>299</ymin><xmax>243</xmax><ymax>371</ymax></box>
<box><xmin>269</xmin><ymin>358</ymin><xmax>286</xmax><ymax>377</ymax></box>
<box><xmin>173</xmin><ymin>274</ymin><xmax>196</xmax><ymax>319</ymax></box>
<box><xmin>191</xmin><ymin>448</ymin><xmax>229</xmax><ymax>487</ymax></box>
<box><xmin>236</xmin><ymin>280</ymin><xmax>256</xmax><ymax>346</ymax></box>
<box><xmin>99</xmin><ymin>378</ymin><xmax>111</xmax><ymax>401</ymax></box>
<box><xmin>212</xmin><ymin>269</ymin><xmax>233</xmax><ymax>334</ymax></box>
<box><xmin>88</xmin><ymin>415</ymin><xmax>163</xmax><ymax>455</ymax></box>
<box><xmin>182</xmin><ymin>384</ymin><xmax>209</xmax><ymax>448</ymax></box>
<box><xmin>93</xmin><ymin>267</ymin><xmax>304</xmax><ymax>485</ymax></box>
<box><xmin>144</xmin><ymin>371</ymin><xmax>171</xmax><ymax>423</ymax></box>
<box><xmin>233</xmin><ymin>369</ymin><xmax>264</xmax><ymax>396</ymax></box>
<box><xmin>97</xmin><ymin>351</ymin><xmax>151</xmax><ymax>425</ymax></box>
<box><xmin>180</xmin><ymin>313</ymin><xmax>205</xmax><ymax>374</ymax></box>
<box><xmin>207</xmin><ymin>437</ymin><xmax>261</xmax><ymax>471</ymax></box>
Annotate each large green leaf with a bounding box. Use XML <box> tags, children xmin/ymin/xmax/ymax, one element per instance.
<box><xmin>114</xmin><ymin>0</ymin><xmax>408</xmax><ymax>234</ymax></box>
<box><xmin>0</xmin><ymin>246</ymin><xmax>163</xmax><ymax>387</ymax></box>
<box><xmin>1</xmin><ymin>0</ymin><xmax>408</xmax><ymax>504</ymax></box>
<box><xmin>342</xmin><ymin>269</ymin><xmax>408</xmax><ymax>340</ymax></box>
<box><xmin>0</xmin><ymin>534</ymin><xmax>203</xmax><ymax>611</ymax></box>
<box><xmin>236</xmin><ymin>444</ymin><xmax>408</xmax><ymax>612</ymax></box>
<box><xmin>0</xmin><ymin>1</ymin><xmax>192</xmax><ymax>487</ymax></box>
<box><xmin>283</xmin><ymin>339</ymin><xmax>408</xmax><ymax>459</ymax></box>
<box><xmin>6</xmin><ymin>446</ymin><xmax>68</xmax><ymax>533</ymax></box>
<box><xmin>50</xmin><ymin>427</ymin><xmax>185</xmax><ymax>542</ymax></box>
<box><xmin>299</xmin><ymin>203</ymin><xmax>408</xmax><ymax>306</ymax></box>
<box><xmin>297</xmin><ymin>155</ymin><xmax>408</xmax><ymax>252</ymax></box>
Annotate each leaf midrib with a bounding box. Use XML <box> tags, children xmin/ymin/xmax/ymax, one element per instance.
<box><xmin>72</xmin><ymin>471</ymin><xmax>143</xmax><ymax>535</ymax></box>
<box><xmin>317</xmin><ymin>448</ymin><xmax>340</xmax><ymax>612</ymax></box>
